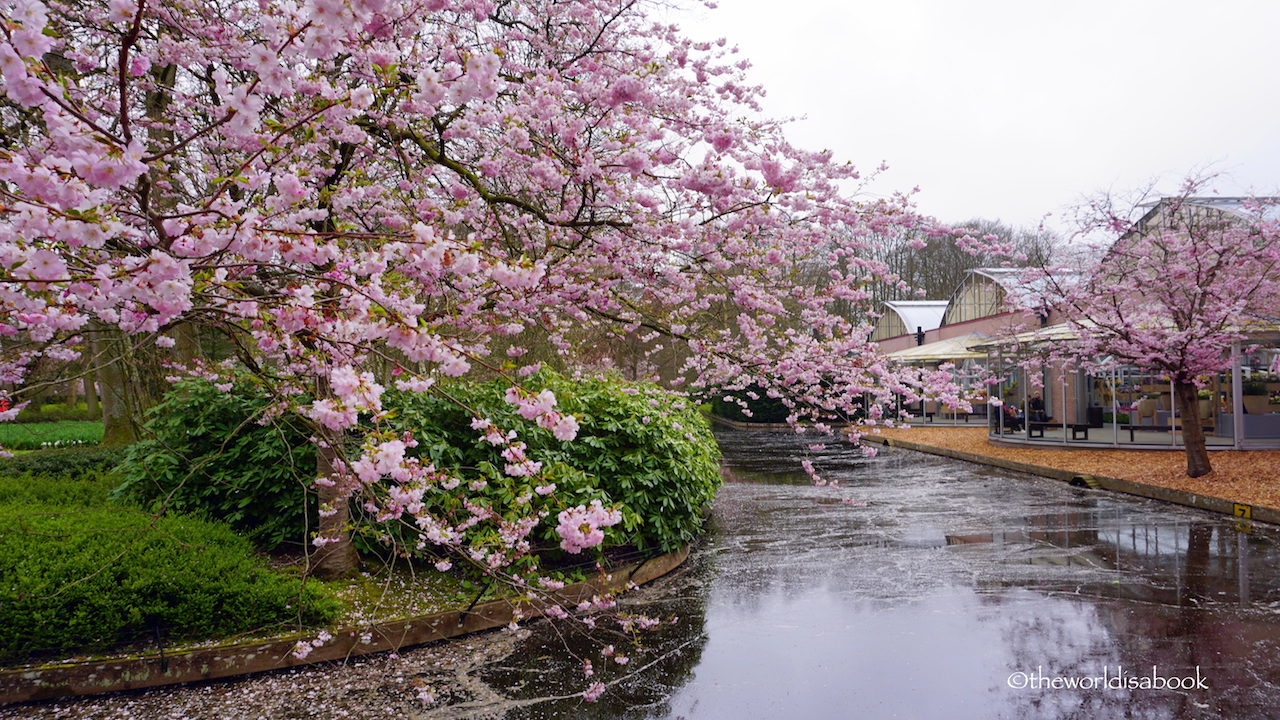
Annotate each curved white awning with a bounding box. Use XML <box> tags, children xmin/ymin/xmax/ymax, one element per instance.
<box><xmin>888</xmin><ymin>332</ymin><xmax>992</xmax><ymax>363</ymax></box>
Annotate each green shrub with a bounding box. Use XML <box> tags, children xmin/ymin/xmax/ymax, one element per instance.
<box><xmin>0</xmin><ymin>473</ymin><xmax>115</xmax><ymax>507</ymax></box>
<box><xmin>0</xmin><ymin>446</ymin><xmax>126</xmax><ymax>479</ymax></box>
<box><xmin>113</xmin><ymin>381</ymin><xmax>317</xmax><ymax>550</ymax></box>
<box><xmin>0</xmin><ymin>505</ymin><xmax>338</xmax><ymax>662</ymax></box>
<box><xmin>0</xmin><ymin>420</ymin><xmax>104</xmax><ymax>451</ymax></box>
<box><xmin>385</xmin><ymin>372</ymin><xmax>721</xmax><ymax>553</ymax></box>
<box><xmin>114</xmin><ymin>373</ymin><xmax>720</xmax><ymax>557</ymax></box>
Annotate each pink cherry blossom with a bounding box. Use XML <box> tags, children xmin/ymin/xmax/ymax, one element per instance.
<box><xmin>583</xmin><ymin>682</ymin><xmax>605</xmax><ymax>702</ymax></box>
<box><xmin>1029</xmin><ymin>178</ymin><xmax>1280</xmax><ymax>477</ymax></box>
<box><xmin>17</xmin><ymin>250</ymin><xmax>66</xmax><ymax>282</ymax></box>
<box><xmin>551</xmin><ymin>414</ymin><xmax>579</xmax><ymax>441</ymax></box>
<box><xmin>556</xmin><ymin>500</ymin><xmax>623</xmax><ymax>554</ymax></box>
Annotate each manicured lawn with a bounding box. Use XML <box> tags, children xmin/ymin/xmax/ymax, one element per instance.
<box><xmin>0</xmin><ymin>421</ymin><xmax>103</xmax><ymax>450</ymax></box>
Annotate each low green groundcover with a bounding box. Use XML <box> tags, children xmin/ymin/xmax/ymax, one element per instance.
<box><xmin>0</xmin><ymin>478</ymin><xmax>337</xmax><ymax>663</ymax></box>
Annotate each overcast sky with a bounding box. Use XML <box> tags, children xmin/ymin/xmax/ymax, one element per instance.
<box><xmin>673</xmin><ymin>0</ymin><xmax>1280</xmax><ymax>232</ymax></box>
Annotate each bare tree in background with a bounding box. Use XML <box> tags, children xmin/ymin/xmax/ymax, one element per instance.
<box><xmin>859</xmin><ymin>219</ymin><xmax>1059</xmax><ymax>310</ymax></box>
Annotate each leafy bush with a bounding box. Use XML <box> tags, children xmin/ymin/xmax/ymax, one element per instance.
<box><xmin>385</xmin><ymin>372</ymin><xmax>721</xmax><ymax>553</ymax></box>
<box><xmin>0</xmin><ymin>420</ymin><xmax>104</xmax><ymax>451</ymax></box>
<box><xmin>0</xmin><ymin>504</ymin><xmax>338</xmax><ymax>663</ymax></box>
<box><xmin>0</xmin><ymin>445</ymin><xmax>126</xmax><ymax>479</ymax></box>
<box><xmin>113</xmin><ymin>381</ymin><xmax>317</xmax><ymax>550</ymax></box>
<box><xmin>115</xmin><ymin>373</ymin><xmax>720</xmax><ymax>557</ymax></box>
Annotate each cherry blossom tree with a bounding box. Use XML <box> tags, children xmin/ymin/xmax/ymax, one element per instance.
<box><xmin>0</xmin><ymin>0</ymin><xmax>950</xmax><ymax>586</ymax></box>
<box><xmin>1041</xmin><ymin>179</ymin><xmax>1280</xmax><ymax>477</ymax></box>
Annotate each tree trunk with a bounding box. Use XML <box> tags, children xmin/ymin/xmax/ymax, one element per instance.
<box><xmin>93</xmin><ymin>334</ymin><xmax>141</xmax><ymax>446</ymax></box>
<box><xmin>91</xmin><ymin>328</ymin><xmax>170</xmax><ymax>445</ymax></box>
<box><xmin>65</xmin><ymin>376</ymin><xmax>79</xmax><ymax>408</ymax></box>
<box><xmin>1174</xmin><ymin>380</ymin><xmax>1212</xmax><ymax>478</ymax></box>
<box><xmin>310</xmin><ymin>429</ymin><xmax>361</xmax><ymax>579</ymax></box>
<box><xmin>84</xmin><ymin>367</ymin><xmax>99</xmax><ymax>417</ymax></box>
<box><xmin>170</xmin><ymin>321</ymin><xmax>201</xmax><ymax>367</ymax></box>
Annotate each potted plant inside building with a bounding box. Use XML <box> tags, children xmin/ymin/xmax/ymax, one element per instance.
<box><xmin>1242</xmin><ymin>380</ymin><xmax>1270</xmax><ymax>415</ymax></box>
<box><xmin>1197</xmin><ymin>388</ymin><xmax>1216</xmax><ymax>421</ymax></box>
<box><xmin>1135</xmin><ymin>393</ymin><xmax>1161</xmax><ymax>425</ymax></box>
<box><xmin>966</xmin><ymin>389</ymin><xmax>989</xmax><ymax>418</ymax></box>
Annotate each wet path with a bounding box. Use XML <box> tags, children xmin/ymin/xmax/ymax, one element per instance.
<box><xmin>479</xmin><ymin>430</ymin><xmax>1280</xmax><ymax>720</ymax></box>
<box><xmin>8</xmin><ymin>430</ymin><xmax>1280</xmax><ymax>719</ymax></box>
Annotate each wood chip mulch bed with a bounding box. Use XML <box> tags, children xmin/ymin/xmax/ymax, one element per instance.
<box><xmin>875</xmin><ymin>427</ymin><xmax>1280</xmax><ymax>513</ymax></box>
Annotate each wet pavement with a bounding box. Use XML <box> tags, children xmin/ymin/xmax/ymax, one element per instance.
<box><xmin>475</xmin><ymin>430</ymin><xmax>1280</xmax><ymax>720</ymax></box>
<box><xmin>8</xmin><ymin>429</ymin><xmax>1280</xmax><ymax>719</ymax></box>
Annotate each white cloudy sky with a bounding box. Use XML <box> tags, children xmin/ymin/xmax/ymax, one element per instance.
<box><xmin>673</xmin><ymin>0</ymin><xmax>1280</xmax><ymax>232</ymax></box>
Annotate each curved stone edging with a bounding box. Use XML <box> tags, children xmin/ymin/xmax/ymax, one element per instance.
<box><xmin>866</xmin><ymin>436</ymin><xmax>1278</xmax><ymax>526</ymax></box>
<box><xmin>0</xmin><ymin>546</ymin><xmax>690</xmax><ymax>706</ymax></box>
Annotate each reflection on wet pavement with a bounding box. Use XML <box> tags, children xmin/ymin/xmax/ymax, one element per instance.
<box><xmin>480</xmin><ymin>430</ymin><xmax>1280</xmax><ymax>720</ymax></box>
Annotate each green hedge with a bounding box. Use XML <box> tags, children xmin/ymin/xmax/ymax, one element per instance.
<box><xmin>0</xmin><ymin>502</ymin><xmax>337</xmax><ymax>662</ymax></box>
<box><xmin>0</xmin><ymin>472</ymin><xmax>116</xmax><ymax>507</ymax></box>
<box><xmin>0</xmin><ymin>446</ymin><xmax>125</xmax><ymax>479</ymax></box>
<box><xmin>15</xmin><ymin>402</ymin><xmax>98</xmax><ymax>424</ymax></box>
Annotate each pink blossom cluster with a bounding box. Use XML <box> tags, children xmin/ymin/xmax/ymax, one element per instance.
<box><xmin>504</xmin><ymin>387</ymin><xmax>580</xmax><ymax>441</ymax></box>
<box><xmin>582</xmin><ymin>682</ymin><xmax>606</xmax><ymax>702</ymax></box>
<box><xmin>555</xmin><ymin>500</ymin><xmax>623</xmax><ymax>554</ymax></box>
<box><xmin>500</xmin><ymin>441</ymin><xmax>543</xmax><ymax>477</ymax></box>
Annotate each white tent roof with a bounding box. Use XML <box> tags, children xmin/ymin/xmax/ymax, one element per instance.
<box><xmin>883</xmin><ymin>300</ymin><xmax>947</xmax><ymax>334</ymax></box>
<box><xmin>977</xmin><ymin>318</ymin><xmax>1280</xmax><ymax>353</ymax></box>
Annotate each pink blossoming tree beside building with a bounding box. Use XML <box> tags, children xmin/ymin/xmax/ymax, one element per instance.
<box><xmin>1041</xmin><ymin>180</ymin><xmax>1280</xmax><ymax>477</ymax></box>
